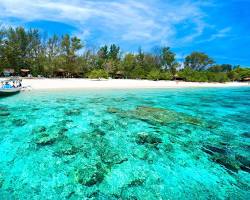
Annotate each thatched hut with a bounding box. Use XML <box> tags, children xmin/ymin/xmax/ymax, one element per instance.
<box><xmin>20</xmin><ymin>69</ymin><xmax>30</xmax><ymax>77</ymax></box>
<box><xmin>242</xmin><ymin>77</ymin><xmax>250</xmax><ymax>82</ymax></box>
<box><xmin>3</xmin><ymin>68</ymin><xmax>15</xmax><ymax>77</ymax></box>
<box><xmin>174</xmin><ymin>74</ymin><xmax>185</xmax><ymax>81</ymax></box>
<box><xmin>55</xmin><ymin>68</ymin><xmax>66</xmax><ymax>78</ymax></box>
<box><xmin>114</xmin><ymin>71</ymin><xmax>125</xmax><ymax>79</ymax></box>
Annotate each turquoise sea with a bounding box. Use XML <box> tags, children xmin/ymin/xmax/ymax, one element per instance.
<box><xmin>0</xmin><ymin>87</ymin><xmax>249</xmax><ymax>199</ymax></box>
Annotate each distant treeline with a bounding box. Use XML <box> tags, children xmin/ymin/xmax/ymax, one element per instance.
<box><xmin>0</xmin><ymin>26</ymin><xmax>249</xmax><ymax>82</ymax></box>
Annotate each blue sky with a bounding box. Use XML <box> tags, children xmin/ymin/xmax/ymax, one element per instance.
<box><xmin>0</xmin><ymin>0</ymin><xmax>249</xmax><ymax>66</ymax></box>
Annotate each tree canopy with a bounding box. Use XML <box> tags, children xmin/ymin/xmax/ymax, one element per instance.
<box><xmin>184</xmin><ymin>52</ymin><xmax>214</xmax><ymax>71</ymax></box>
<box><xmin>161</xmin><ymin>47</ymin><xmax>178</xmax><ymax>77</ymax></box>
<box><xmin>0</xmin><ymin>26</ymin><xmax>249</xmax><ymax>82</ymax></box>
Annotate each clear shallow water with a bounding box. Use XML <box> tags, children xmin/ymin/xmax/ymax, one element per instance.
<box><xmin>0</xmin><ymin>87</ymin><xmax>249</xmax><ymax>199</ymax></box>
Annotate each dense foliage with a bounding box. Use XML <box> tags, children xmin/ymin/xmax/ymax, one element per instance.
<box><xmin>0</xmin><ymin>26</ymin><xmax>249</xmax><ymax>82</ymax></box>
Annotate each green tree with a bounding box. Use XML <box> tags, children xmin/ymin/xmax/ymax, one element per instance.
<box><xmin>233</xmin><ymin>67</ymin><xmax>250</xmax><ymax>80</ymax></box>
<box><xmin>0</xmin><ymin>27</ymin><xmax>43</xmax><ymax>74</ymax></box>
<box><xmin>88</xmin><ymin>69</ymin><xmax>108</xmax><ymax>79</ymax></box>
<box><xmin>161</xmin><ymin>47</ymin><xmax>178</xmax><ymax>78</ymax></box>
<box><xmin>98</xmin><ymin>45</ymin><xmax>109</xmax><ymax>60</ymax></box>
<box><xmin>122</xmin><ymin>53</ymin><xmax>136</xmax><ymax>78</ymax></box>
<box><xmin>227</xmin><ymin>70</ymin><xmax>240</xmax><ymax>81</ymax></box>
<box><xmin>148</xmin><ymin>69</ymin><xmax>161</xmax><ymax>81</ymax></box>
<box><xmin>97</xmin><ymin>45</ymin><xmax>109</xmax><ymax>68</ymax></box>
<box><xmin>185</xmin><ymin>52</ymin><xmax>214</xmax><ymax>71</ymax></box>
<box><xmin>0</xmin><ymin>24</ymin><xmax>248</xmax><ymax>82</ymax></box>
<box><xmin>208</xmin><ymin>64</ymin><xmax>232</xmax><ymax>72</ymax></box>
<box><xmin>221</xmin><ymin>64</ymin><xmax>232</xmax><ymax>72</ymax></box>
<box><xmin>133</xmin><ymin>48</ymin><xmax>146</xmax><ymax>79</ymax></box>
<box><xmin>109</xmin><ymin>44</ymin><xmax>120</xmax><ymax>61</ymax></box>
<box><xmin>143</xmin><ymin>54</ymin><xmax>160</xmax><ymax>72</ymax></box>
<box><xmin>61</xmin><ymin>34</ymin><xmax>83</xmax><ymax>73</ymax></box>
<box><xmin>0</xmin><ymin>26</ymin><xmax>6</xmax><ymax>72</ymax></box>
<box><xmin>45</xmin><ymin>34</ymin><xmax>61</xmax><ymax>75</ymax></box>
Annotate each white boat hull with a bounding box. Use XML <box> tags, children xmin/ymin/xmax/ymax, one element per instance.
<box><xmin>0</xmin><ymin>87</ymin><xmax>22</xmax><ymax>96</ymax></box>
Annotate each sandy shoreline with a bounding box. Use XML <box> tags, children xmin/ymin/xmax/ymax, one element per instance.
<box><xmin>7</xmin><ymin>78</ymin><xmax>247</xmax><ymax>90</ymax></box>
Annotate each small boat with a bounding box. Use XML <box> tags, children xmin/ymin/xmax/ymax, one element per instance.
<box><xmin>0</xmin><ymin>87</ymin><xmax>22</xmax><ymax>96</ymax></box>
<box><xmin>0</xmin><ymin>78</ymin><xmax>22</xmax><ymax>97</ymax></box>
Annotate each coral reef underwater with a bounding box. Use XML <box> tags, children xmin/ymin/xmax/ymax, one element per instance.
<box><xmin>0</xmin><ymin>88</ymin><xmax>249</xmax><ymax>199</ymax></box>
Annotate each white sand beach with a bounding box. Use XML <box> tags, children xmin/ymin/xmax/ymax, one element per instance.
<box><xmin>14</xmin><ymin>78</ymin><xmax>249</xmax><ymax>90</ymax></box>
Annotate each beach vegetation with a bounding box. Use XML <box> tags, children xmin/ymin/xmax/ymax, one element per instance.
<box><xmin>184</xmin><ymin>52</ymin><xmax>214</xmax><ymax>71</ymax></box>
<box><xmin>88</xmin><ymin>69</ymin><xmax>109</xmax><ymax>79</ymax></box>
<box><xmin>147</xmin><ymin>70</ymin><xmax>172</xmax><ymax>81</ymax></box>
<box><xmin>179</xmin><ymin>67</ymin><xmax>232</xmax><ymax>83</ymax></box>
<box><xmin>161</xmin><ymin>47</ymin><xmax>178</xmax><ymax>77</ymax></box>
<box><xmin>208</xmin><ymin>64</ymin><xmax>232</xmax><ymax>72</ymax></box>
<box><xmin>147</xmin><ymin>70</ymin><xmax>161</xmax><ymax>81</ymax></box>
<box><xmin>0</xmin><ymin>26</ymin><xmax>249</xmax><ymax>82</ymax></box>
<box><xmin>233</xmin><ymin>67</ymin><xmax>250</xmax><ymax>80</ymax></box>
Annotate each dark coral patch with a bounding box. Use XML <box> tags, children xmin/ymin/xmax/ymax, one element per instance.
<box><xmin>12</xmin><ymin>119</ymin><xmax>27</xmax><ymax>127</ymax></box>
<box><xmin>32</xmin><ymin>125</ymin><xmax>67</xmax><ymax>146</ymax></box>
<box><xmin>64</xmin><ymin>109</ymin><xmax>81</xmax><ymax>116</ymax></box>
<box><xmin>75</xmin><ymin>163</ymin><xmax>107</xmax><ymax>187</ymax></box>
<box><xmin>136</xmin><ymin>132</ymin><xmax>162</xmax><ymax>145</ymax></box>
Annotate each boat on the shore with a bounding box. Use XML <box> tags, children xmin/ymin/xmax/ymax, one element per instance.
<box><xmin>0</xmin><ymin>78</ymin><xmax>22</xmax><ymax>97</ymax></box>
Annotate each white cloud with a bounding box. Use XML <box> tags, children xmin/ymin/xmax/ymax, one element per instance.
<box><xmin>207</xmin><ymin>27</ymin><xmax>232</xmax><ymax>41</ymax></box>
<box><xmin>0</xmin><ymin>0</ymin><xmax>213</xmax><ymax>47</ymax></box>
<box><xmin>197</xmin><ymin>27</ymin><xmax>232</xmax><ymax>43</ymax></box>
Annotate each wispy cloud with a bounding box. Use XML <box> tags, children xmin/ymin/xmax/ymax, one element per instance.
<box><xmin>1</xmin><ymin>0</ymin><xmax>249</xmax><ymax>66</ymax></box>
<box><xmin>0</xmin><ymin>0</ymin><xmax>213</xmax><ymax>47</ymax></box>
<box><xmin>197</xmin><ymin>27</ymin><xmax>232</xmax><ymax>43</ymax></box>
